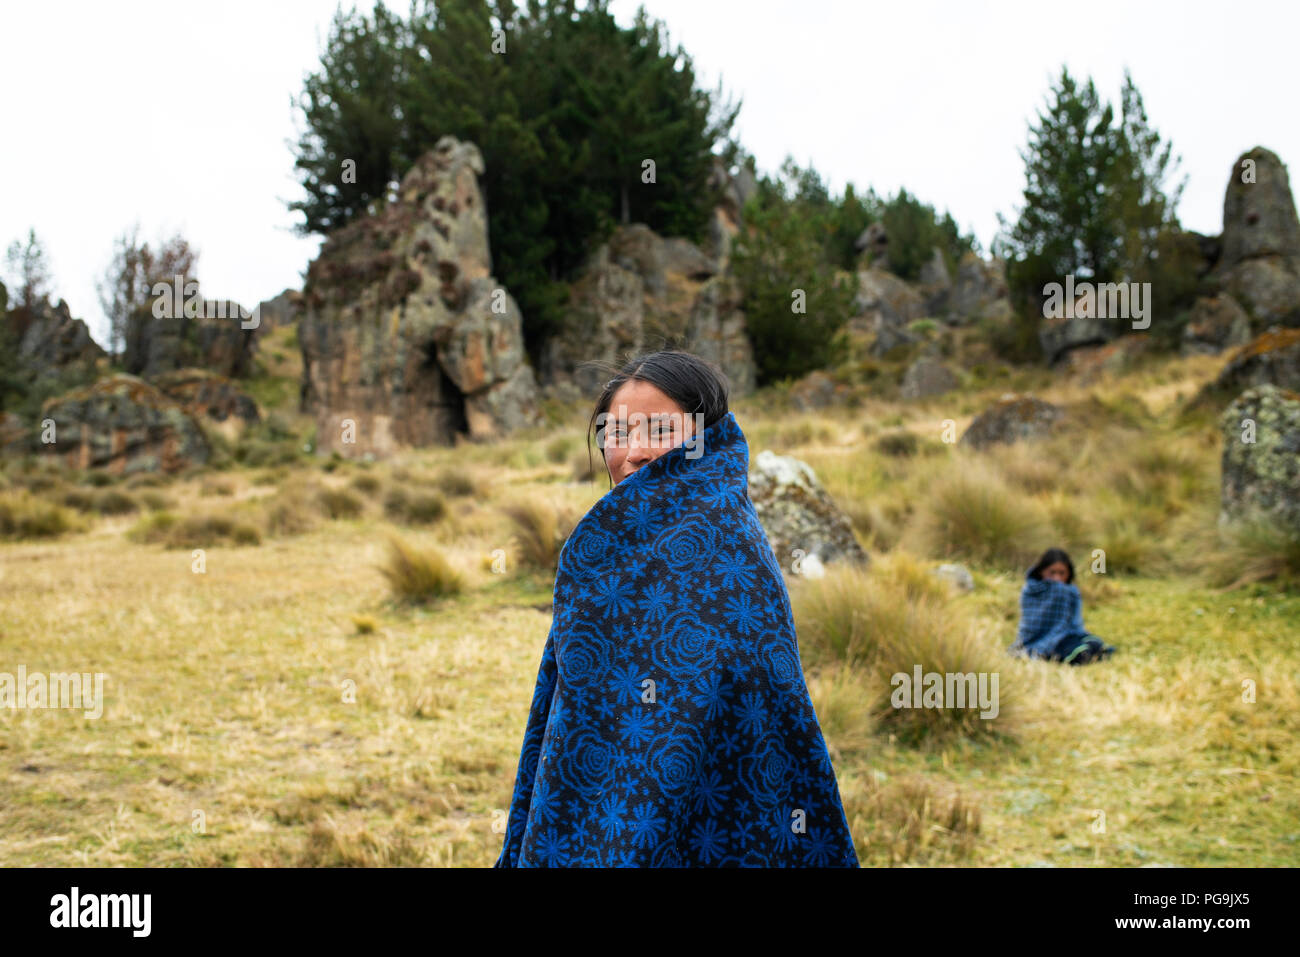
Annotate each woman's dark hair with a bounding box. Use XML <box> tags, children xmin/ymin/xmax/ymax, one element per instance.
<box><xmin>584</xmin><ymin>350</ymin><xmax>730</xmax><ymax>489</ymax></box>
<box><xmin>1028</xmin><ymin>547</ymin><xmax>1075</xmax><ymax>583</ymax></box>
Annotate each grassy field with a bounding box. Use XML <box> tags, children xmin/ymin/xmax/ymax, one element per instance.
<box><xmin>2</xmin><ymin>348</ymin><xmax>1297</xmax><ymax>866</ymax></box>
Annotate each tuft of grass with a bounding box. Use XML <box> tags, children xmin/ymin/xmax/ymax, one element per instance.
<box><xmin>383</xmin><ymin>485</ymin><xmax>447</xmax><ymax>525</ymax></box>
<box><xmin>351</xmin><ymin>614</ymin><xmax>378</xmax><ymax>635</ymax></box>
<box><xmin>318</xmin><ymin>486</ymin><xmax>365</xmax><ymax>520</ymax></box>
<box><xmin>349</xmin><ymin>473</ymin><xmax>383</xmax><ymax>495</ymax></box>
<box><xmin>850</xmin><ymin>774</ymin><xmax>982</xmax><ymax>864</ymax></box>
<box><xmin>0</xmin><ymin>491</ymin><xmax>82</xmax><ymax>540</ymax></box>
<box><xmin>545</xmin><ymin>435</ymin><xmax>575</xmax><ymax>464</ymax></box>
<box><xmin>1199</xmin><ymin>514</ymin><xmax>1300</xmax><ymax>589</ymax></box>
<box><xmin>128</xmin><ymin>511</ymin><xmax>262</xmax><ymax>548</ymax></box>
<box><xmin>93</xmin><ymin>489</ymin><xmax>139</xmax><ymax>515</ymax></box>
<box><xmin>911</xmin><ymin>459</ymin><xmax>1050</xmax><ymax>569</ymax></box>
<box><xmin>435</xmin><ymin>468</ymin><xmax>480</xmax><ymax>498</ymax></box>
<box><xmin>874</xmin><ymin>431</ymin><xmax>919</xmax><ymax>457</ymax></box>
<box><xmin>378</xmin><ymin>534</ymin><xmax>464</xmax><ymax>603</ymax></box>
<box><xmin>792</xmin><ymin>555</ymin><xmax>1020</xmax><ymax>744</ymax></box>
<box><xmin>501</xmin><ymin>497</ymin><xmax>575</xmax><ymax>572</ymax></box>
<box><xmin>201</xmin><ymin>477</ymin><xmax>237</xmax><ymax>497</ymax></box>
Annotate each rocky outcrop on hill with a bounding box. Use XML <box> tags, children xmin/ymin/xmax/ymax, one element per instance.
<box><xmin>1220</xmin><ymin>385</ymin><xmax>1300</xmax><ymax>534</ymax></box>
<box><xmin>748</xmin><ymin>449</ymin><xmax>868</xmax><ymax>573</ymax></box>
<box><xmin>1210</xmin><ymin>147</ymin><xmax>1300</xmax><ymax>329</ymax></box>
<box><xmin>959</xmin><ymin>394</ymin><xmax>1063</xmax><ymax>448</ymax></box>
<box><xmin>14</xmin><ymin>299</ymin><xmax>105</xmax><ymax>373</ymax></box>
<box><xmin>123</xmin><ymin>299</ymin><xmax>259</xmax><ymax>379</ymax></box>
<box><xmin>40</xmin><ymin>374</ymin><xmax>209</xmax><ymax>474</ymax></box>
<box><xmin>298</xmin><ymin>136</ymin><xmax>541</xmax><ymax>457</ymax></box>
<box><xmin>540</xmin><ymin>222</ymin><xmax>757</xmax><ymax>400</ymax></box>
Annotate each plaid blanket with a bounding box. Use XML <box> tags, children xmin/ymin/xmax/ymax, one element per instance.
<box><xmin>1015</xmin><ymin>568</ymin><xmax>1088</xmax><ymax>658</ymax></box>
<box><xmin>495</xmin><ymin>410</ymin><xmax>858</xmax><ymax>867</ymax></box>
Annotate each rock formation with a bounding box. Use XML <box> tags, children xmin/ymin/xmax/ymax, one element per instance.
<box><xmin>1211</xmin><ymin>147</ymin><xmax>1300</xmax><ymax>329</ymax></box>
<box><xmin>540</xmin><ymin>222</ymin><xmax>757</xmax><ymax>401</ymax></box>
<box><xmin>1220</xmin><ymin>384</ymin><xmax>1300</xmax><ymax>534</ymax></box>
<box><xmin>153</xmin><ymin>368</ymin><xmax>261</xmax><ymax>441</ymax></box>
<box><xmin>959</xmin><ymin>394</ymin><xmax>1063</xmax><ymax>448</ymax></box>
<box><xmin>748</xmin><ymin>449</ymin><xmax>868</xmax><ymax>573</ymax></box>
<box><xmin>40</xmin><ymin>374</ymin><xmax>210</xmax><ymax>474</ymax></box>
<box><xmin>298</xmin><ymin>136</ymin><xmax>541</xmax><ymax>457</ymax></box>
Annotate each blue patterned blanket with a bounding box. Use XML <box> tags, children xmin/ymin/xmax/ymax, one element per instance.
<box><xmin>495</xmin><ymin>410</ymin><xmax>859</xmax><ymax>867</ymax></box>
<box><xmin>1015</xmin><ymin>569</ymin><xmax>1088</xmax><ymax>657</ymax></box>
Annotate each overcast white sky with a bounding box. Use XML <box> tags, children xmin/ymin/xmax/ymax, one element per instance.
<box><xmin>2</xmin><ymin>0</ymin><xmax>1296</xmax><ymax>347</ymax></box>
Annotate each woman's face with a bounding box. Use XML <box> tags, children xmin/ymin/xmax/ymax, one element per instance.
<box><xmin>601</xmin><ymin>380</ymin><xmax>697</xmax><ymax>486</ymax></box>
<box><xmin>1041</xmin><ymin>561</ymin><xmax>1070</xmax><ymax>583</ymax></box>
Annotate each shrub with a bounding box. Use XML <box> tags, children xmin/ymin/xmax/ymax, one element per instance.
<box><xmin>434</xmin><ymin>468</ymin><xmax>479</xmax><ymax>498</ymax></box>
<box><xmin>0</xmin><ymin>491</ymin><xmax>81</xmax><ymax>540</ymax></box>
<box><xmin>502</xmin><ymin>497</ymin><xmax>574</xmax><ymax>572</ymax></box>
<box><xmin>912</xmin><ymin>461</ymin><xmax>1049</xmax><ymax>568</ymax></box>
<box><xmin>138</xmin><ymin>491</ymin><xmax>175</xmax><ymax>512</ymax></box>
<box><xmin>383</xmin><ymin>485</ymin><xmax>447</xmax><ymax>525</ymax></box>
<box><xmin>262</xmin><ymin>495</ymin><xmax>319</xmax><ymax>537</ymax></box>
<box><xmin>378</xmin><ymin>534</ymin><xmax>464</xmax><ymax>603</ymax></box>
<box><xmin>94</xmin><ymin>489</ymin><xmax>139</xmax><ymax>515</ymax></box>
<box><xmin>1199</xmin><ymin>513</ymin><xmax>1300</xmax><ymax>589</ymax></box>
<box><xmin>128</xmin><ymin>511</ymin><xmax>262</xmax><ymax>548</ymax></box>
<box><xmin>318</xmin><ymin>486</ymin><xmax>364</xmax><ymax>519</ymax></box>
<box><xmin>874</xmin><ymin>431</ymin><xmax>919</xmax><ymax>457</ymax></box>
<box><xmin>349</xmin><ymin>473</ymin><xmax>382</xmax><ymax>495</ymax></box>
<box><xmin>792</xmin><ymin>556</ymin><xmax>1019</xmax><ymax>743</ymax></box>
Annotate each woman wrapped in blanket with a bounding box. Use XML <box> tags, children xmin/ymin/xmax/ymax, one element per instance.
<box><xmin>1013</xmin><ymin>548</ymin><xmax>1117</xmax><ymax>665</ymax></box>
<box><xmin>495</xmin><ymin>350</ymin><xmax>858</xmax><ymax>867</ymax></box>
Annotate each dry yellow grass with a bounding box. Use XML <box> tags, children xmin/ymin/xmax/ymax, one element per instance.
<box><xmin>2</xmin><ymin>357</ymin><xmax>1297</xmax><ymax>866</ymax></box>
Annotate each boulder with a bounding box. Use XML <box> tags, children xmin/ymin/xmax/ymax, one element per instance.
<box><xmin>541</xmin><ymin>222</ymin><xmax>756</xmax><ymax>399</ymax></box>
<box><xmin>40</xmin><ymin>374</ymin><xmax>209</xmax><ymax>474</ymax></box>
<box><xmin>853</xmin><ymin>266</ymin><xmax>925</xmax><ymax>325</ymax></box>
<box><xmin>788</xmin><ymin>370</ymin><xmax>846</xmax><ymax>411</ymax></box>
<box><xmin>1212</xmin><ymin>147</ymin><xmax>1300</xmax><ymax>328</ymax></box>
<box><xmin>1220</xmin><ymin>256</ymin><xmax>1300</xmax><ymax>328</ymax></box>
<box><xmin>299</xmin><ymin>136</ymin><xmax>542</xmax><ymax>457</ymax></box>
<box><xmin>152</xmin><ymin>368</ymin><xmax>261</xmax><ymax>442</ymax></box>
<box><xmin>959</xmin><ymin>393</ymin><xmax>1063</xmax><ymax>449</ymax></box>
<box><xmin>1182</xmin><ymin>295</ymin><xmax>1253</xmax><ymax>355</ymax></box>
<box><xmin>1220</xmin><ymin>384</ymin><xmax>1300</xmax><ymax>534</ymax></box>
<box><xmin>1039</xmin><ymin>313</ymin><xmax>1119</xmax><ymax>364</ymax></box>
<box><xmin>748</xmin><ymin>449</ymin><xmax>869</xmax><ymax>571</ymax></box>
<box><xmin>933</xmin><ymin>563</ymin><xmax>975</xmax><ymax>592</ymax></box>
<box><xmin>947</xmin><ymin>252</ymin><xmax>1012</xmax><ymax>325</ymax></box>
<box><xmin>900</xmin><ymin>356</ymin><xmax>958</xmax><ymax>399</ymax></box>
<box><xmin>1206</xmin><ymin>328</ymin><xmax>1300</xmax><ymax>399</ymax></box>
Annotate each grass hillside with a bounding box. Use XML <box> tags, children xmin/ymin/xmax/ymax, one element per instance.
<box><xmin>1</xmin><ymin>343</ymin><xmax>1297</xmax><ymax>866</ymax></box>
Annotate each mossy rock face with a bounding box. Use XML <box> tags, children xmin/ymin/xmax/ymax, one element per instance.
<box><xmin>1220</xmin><ymin>384</ymin><xmax>1300</xmax><ymax>533</ymax></box>
<box><xmin>748</xmin><ymin>449</ymin><xmax>868</xmax><ymax>572</ymax></box>
<box><xmin>958</xmin><ymin>393</ymin><xmax>1063</xmax><ymax>449</ymax></box>
<box><xmin>39</xmin><ymin>374</ymin><xmax>210</xmax><ymax>475</ymax></box>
